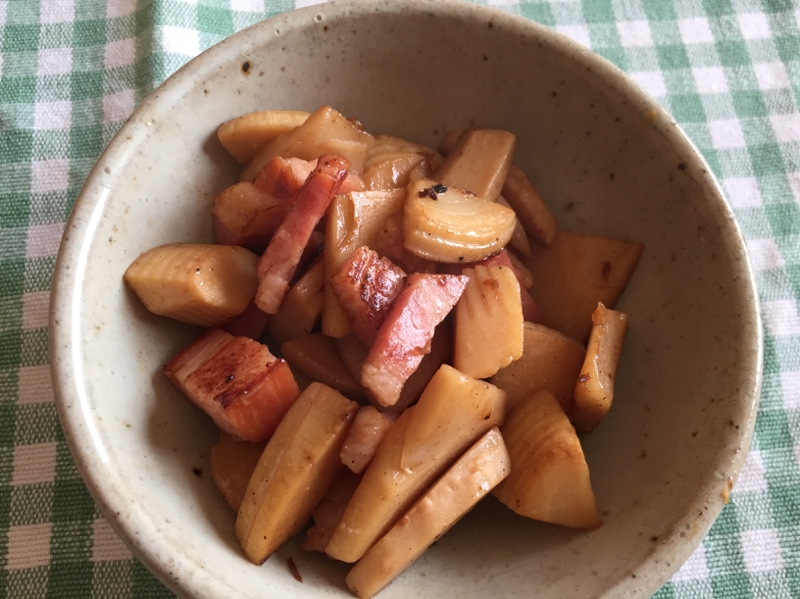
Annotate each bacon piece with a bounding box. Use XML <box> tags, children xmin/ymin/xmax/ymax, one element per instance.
<box><xmin>254</xmin><ymin>156</ymin><xmax>364</xmax><ymax>204</ymax></box>
<box><xmin>361</xmin><ymin>274</ymin><xmax>468</xmax><ymax>407</ymax></box>
<box><xmin>303</xmin><ymin>469</ymin><xmax>362</xmax><ymax>553</ymax></box>
<box><xmin>330</xmin><ymin>246</ymin><xmax>407</xmax><ymax>346</ymax></box>
<box><xmin>255</xmin><ymin>155</ymin><xmax>350</xmax><ymax>314</ymax></box>
<box><xmin>439</xmin><ymin>249</ymin><xmax>541</xmax><ymax>323</ymax></box>
<box><xmin>165</xmin><ymin>329</ymin><xmax>300</xmax><ymax>442</ymax></box>
<box><xmin>339</xmin><ymin>406</ymin><xmax>399</xmax><ymax>474</ymax></box>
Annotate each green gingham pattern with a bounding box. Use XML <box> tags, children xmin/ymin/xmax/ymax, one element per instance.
<box><xmin>0</xmin><ymin>0</ymin><xmax>798</xmax><ymax>596</ymax></box>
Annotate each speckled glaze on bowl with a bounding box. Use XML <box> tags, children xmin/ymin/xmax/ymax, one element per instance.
<box><xmin>49</xmin><ymin>1</ymin><xmax>762</xmax><ymax>598</ymax></box>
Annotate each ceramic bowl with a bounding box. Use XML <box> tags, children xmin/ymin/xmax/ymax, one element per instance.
<box><xmin>49</xmin><ymin>1</ymin><xmax>762</xmax><ymax>598</ymax></box>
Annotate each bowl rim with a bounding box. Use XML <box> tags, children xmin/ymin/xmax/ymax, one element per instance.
<box><xmin>49</xmin><ymin>1</ymin><xmax>763</xmax><ymax>598</ymax></box>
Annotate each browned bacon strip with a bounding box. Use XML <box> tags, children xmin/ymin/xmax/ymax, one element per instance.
<box><xmin>255</xmin><ymin>155</ymin><xmax>350</xmax><ymax>314</ymax></box>
<box><xmin>330</xmin><ymin>246</ymin><xmax>407</xmax><ymax>346</ymax></box>
<box><xmin>165</xmin><ymin>329</ymin><xmax>300</xmax><ymax>442</ymax></box>
<box><xmin>361</xmin><ymin>273</ymin><xmax>468</xmax><ymax>407</ymax></box>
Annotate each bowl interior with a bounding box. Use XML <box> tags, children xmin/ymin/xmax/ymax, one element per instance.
<box><xmin>51</xmin><ymin>2</ymin><xmax>761</xmax><ymax>598</ymax></box>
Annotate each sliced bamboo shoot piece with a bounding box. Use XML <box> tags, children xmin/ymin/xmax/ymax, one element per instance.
<box><xmin>493</xmin><ymin>390</ymin><xmax>601</xmax><ymax>530</ymax></box>
<box><xmin>454</xmin><ymin>265</ymin><xmax>524</xmax><ymax>379</ymax></box>
<box><xmin>325</xmin><ymin>365</ymin><xmax>506</xmax><ymax>563</ymax></box>
<box><xmin>501</xmin><ymin>165</ymin><xmax>558</xmax><ymax>248</ymax></box>
<box><xmin>433</xmin><ymin>129</ymin><xmax>516</xmax><ymax>202</ymax></box>
<box><xmin>489</xmin><ymin>322</ymin><xmax>585</xmax><ymax>413</ymax></box>
<box><xmin>235</xmin><ymin>382</ymin><xmax>358</xmax><ymax>564</ymax></box>
<box><xmin>346</xmin><ymin>427</ymin><xmax>510</xmax><ymax>599</ymax></box>
<box><xmin>217</xmin><ymin>110</ymin><xmax>310</xmax><ymax>164</ymax></box>
<box><xmin>570</xmin><ymin>303</ymin><xmax>629</xmax><ymax>432</ymax></box>
<box><xmin>523</xmin><ymin>230</ymin><xmax>642</xmax><ymax>342</ymax></box>
<box><xmin>210</xmin><ymin>432</ymin><xmax>267</xmax><ymax>511</ymax></box>
<box><xmin>241</xmin><ymin>106</ymin><xmax>373</xmax><ymax>183</ymax></box>
<box><xmin>281</xmin><ymin>332</ymin><xmax>364</xmax><ymax>398</ymax></box>
<box><xmin>403</xmin><ymin>179</ymin><xmax>516</xmax><ymax>263</ymax></box>
<box><xmin>266</xmin><ymin>260</ymin><xmax>324</xmax><ymax>346</ymax></box>
<box><xmin>124</xmin><ymin>243</ymin><xmax>259</xmax><ymax>327</ymax></box>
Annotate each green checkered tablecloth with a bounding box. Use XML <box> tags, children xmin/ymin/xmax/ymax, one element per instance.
<box><xmin>1</xmin><ymin>0</ymin><xmax>798</xmax><ymax>597</ymax></box>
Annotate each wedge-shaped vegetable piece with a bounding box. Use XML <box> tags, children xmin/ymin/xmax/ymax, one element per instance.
<box><xmin>493</xmin><ymin>390</ymin><xmax>601</xmax><ymax>529</ymax></box>
<box><xmin>404</xmin><ymin>179</ymin><xmax>516</xmax><ymax>263</ymax></box>
<box><xmin>165</xmin><ymin>329</ymin><xmax>300</xmax><ymax>442</ymax></box>
<box><xmin>212</xmin><ymin>182</ymin><xmax>286</xmax><ymax>252</ymax></box>
<box><xmin>340</xmin><ymin>406</ymin><xmax>398</xmax><ymax>474</ymax></box>
<box><xmin>281</xmin><ymin>332</ymin><xmax>364</xmax><ymax>398</ymax></box>
<box><xmin>303</xmin><ymin>469</ymin><xmax>362</xmax><ymax>552</ymax></box>
<box><xmin>330</xmin><ymin>246</ymin><xmax>407</xmax><ymax>346</ymax></box>
<box><xmin>433</xmin><ymin>129</ymin><xmax>516</xmax><ymax>202</ymax></box>
<box><xmin>498</xmin><ymin>196</ymin><xmax>533</xmax><ymax>257</ymax></box>
<box><xmin>235</xmin><ymin>382</ymin><xmax>359</xmax><ymax>564</ymax></box>
<box><xmin>454</xmin><ymin>264</ymin><xmax>524</xmax><ymax>379</ymax></box>
<box><xmin>241</xmin><ymin>105</ymin><xmax>373</xmax><ymax>182</ymax></box>
<box><xmin>436</xmin><ymin>128</ymin><xmax>465</xmax><ymax>156</ymax></box>
<box><xmin>255</xmin><ymin>155</ymin><xmax>349</xmax><ymax>314</ymax></box>
<box><xmin>210</xmin><ymin>432</ymin><xmax>267</xmax><ymax>511</ymax></box>
<box><xmin>266</xmin><ymin>260</ymin><xmax>324</xmax><ymax>345</ymax></box>
<box><xmin>323</xmin><ymin>189</ymin><xmax>406</xmax><ymax>337</ymax></box>
<box><xmin>124</xmin><ymin>243</ymin><xmax>259</xmax><ymax>327</ymax></box>
<box><xmin>570</xmin><ymin>303</ymin><xmax>629</xmax><ymax>432</ymax></box>
<box><xmin>346</xmin><ymin>427</ymin><xmax>510</xmax><ymax>599</ymax></box>
<box><xmin>501</xmin><ymin>165</ymin><xmax>558</xmax><ymax>248</ymax></box>
<box><xmin>361</xmin><ymin>273</ymin><xmax>468</xmax><ymax>407</ymax></box>
<box><xmin>440</xmin><ymin>250</ymin><xmax>540</xmax><ymax>323</ymax></box>
<box><xmin>325</xmin><ymin>365</ymin><xmax>506</xmax><ymax>563</ymax></box>
<box><xmin>524</xmin><ymin>230</ymin><xmax>642</xmax><ymax>342</ymax></box>
<box><xmin>490</xmin><ymin>322</ymin><xmax>584</xmax><ymax>413</ymax></box>
<box><xmin>218</xmin><ymin>109</ymin><xmax>310</xmax><ymax>164</ymax></box>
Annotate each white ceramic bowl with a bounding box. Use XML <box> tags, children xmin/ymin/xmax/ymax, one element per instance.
<box><xmin>50</xmin><ymin>1</ymin><xmax>762</xmax><ymax>598</ymax></box>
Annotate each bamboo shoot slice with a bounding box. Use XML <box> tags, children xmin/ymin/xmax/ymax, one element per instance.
<box><xmin>124</xmin><ymin>243</ymin><xmax>259</xmax><ymax>327</ymax></box>
<box><xmin>266</xmin><ymin>260</ymin><xmax>324</xmax><ymax>346</ymax></box>
<box><xmin>490</xmin><ymin>322</ymin><xmax>585</xmax><ymax>413</ymax></box>
<box><xmin>523</xmin><ymin>230</ymin><xmax>642</xmax><ymax>342</ymax></box>
<box><xmin>570</xmin><ymin>303</ymin><xmax>629</xmax><ymax>432</ymax></box>
<box><xmin>346</xmin><ymin>427</ymin><xmax>510</xmax><ymax>599</ymax></box>
<box><xmin>218</xmin><ymin>110</ymin><xmax>310</xmax><ymax>164</ymax></box>
<box><xmin>493</xmin><ymin>390</ymin><xmax>601</xmax><ymax>530</ymax></box>
<box><xmin>501</xmin><ymin>165</ymin><xmax>558</xmax><ymax>248</ymax></box>
<box><xmin>454</xmin><ymin>265</ymin><xmax>524</xmax><ymax>379</ymax></box>
<box><xmin>235</xmin><ymin>382</ymin><xmax>358</xmax><ymax>564</ymax></box>
<box><xmin>325</xmin><ymin>365</ymin><xmax>506</xmax><ymax>563</ymax></box>
<box><xmin>433</xmin><ymin>129</ymin><xmax>516</xmax><ymax>202</ymax></box>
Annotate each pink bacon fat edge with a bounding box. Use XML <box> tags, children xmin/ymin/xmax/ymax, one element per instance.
<box><xmin>439</xmin><ymin>249</ymin><xmax>541</xmax><ymax>323</ymax></box>
<box><xmin>330</xmin><ymin>246</ymin><xmax>407</xmax><ymax>347</ymax></box>
<box><xmin>254</xmin><ymin>156</ymin><xmax>364</xmax><ymax>205</ymax></box>
<box><xmin>255</xmin><ymin>155</ymin><xmax>351</xmax><ymax>315</ymax></box>
<box><xmin>165</xmin><ymin>328</ymin><xmax>300</xmax><ymax>442</ymax></box>
<box><xmin>361</xmin><ymin>273</ymin><xmax>469</xmax><ymax>407</ymax></box>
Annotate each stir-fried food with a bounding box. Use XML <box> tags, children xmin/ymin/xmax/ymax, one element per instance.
<box><xmin>124</xmin><ymin>105</ymin><xmax>642</xmax><ymax>598</ymax></box>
